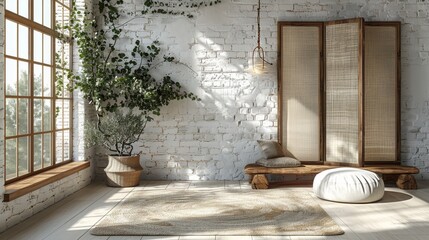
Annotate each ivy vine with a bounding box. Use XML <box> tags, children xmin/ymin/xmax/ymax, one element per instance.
<box><xmin>62</xmin><ymin>0</ymin><xmax>221</xmax><ymax>155</ymax></box>
<box><xmin>142</xmin><ymin>0</ymin><xmax>222</xmax><ymax>18</ymax></box>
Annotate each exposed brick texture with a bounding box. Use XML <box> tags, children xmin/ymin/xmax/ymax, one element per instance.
<box><xmin>0</xmin><ymin>168</ymin><xmax>91</xmax><ymax>232</ymax></box>
<box><xmin>1</xmin><ymin>0</ymin><xmax>429</xmax><ymax>232</ymax></box>
<box><xmin>93</xmin><ymin>0</ymin><xmax>429</xmax><ymax>180</ymax></box>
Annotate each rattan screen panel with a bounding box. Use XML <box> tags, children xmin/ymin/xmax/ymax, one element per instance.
<box><xmin>364</xmin><ymin>24</ymin><xmax>399</xmax><ymax>162</ymax></box>
<box><xmin>325</xmin><ymin>20</ymin><xmax>362</xmax><ymax>165</ymax></box>
<box><xmin>280</xmin><ymin>24</ymin><xmax>322</xmax><ymax>162</ymax></box>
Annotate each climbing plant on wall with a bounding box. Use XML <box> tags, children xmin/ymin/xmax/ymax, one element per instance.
<box><xmin>142</xmin><ymin>0</ymin><xmax>222</xmax><ymax>18</ymax></box>
<box><xmin>61</xmin><ymin>0</ymin><xmax>221</xmax><ymax>155</ymax></box>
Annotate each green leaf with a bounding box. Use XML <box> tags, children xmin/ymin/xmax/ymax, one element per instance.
<box><xmin>66</xmin><ymin>0</ymin><xmax>219</xmax><ymax>155</ymax></box>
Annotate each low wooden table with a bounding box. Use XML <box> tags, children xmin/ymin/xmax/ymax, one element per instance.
<box><xmin>244</xmin><ymin>164</ymin><xmax>419</xmax><ymax>190</ymax></box>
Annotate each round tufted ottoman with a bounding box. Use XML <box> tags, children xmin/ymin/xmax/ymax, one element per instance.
<box><xmin>313</xmin><ymin>167</ymin><xmax>385</xmax><ymax>203</ymax></box>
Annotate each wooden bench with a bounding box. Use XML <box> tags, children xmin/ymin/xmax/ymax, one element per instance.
<box><xmin>244</xmin><ymin>164</ymin><xmax>420</xmax><ymax>190</ymax></box>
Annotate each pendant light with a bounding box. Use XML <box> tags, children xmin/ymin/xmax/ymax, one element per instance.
<box><xmin>252</xmin><ymin>0</ymin><xmax>272</xmax><ymax>73</ymax></box>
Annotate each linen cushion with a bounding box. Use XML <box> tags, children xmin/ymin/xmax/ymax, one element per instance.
<box><xmin>257</xmin><ymin>140</ymin><xmax>285</xmax><ymax>159</ymax></box>
<box><xmin>313</xmin><ymin>167</ymin><xmax>385</xmax><ymax>203</ymax></box>
<box><xmin>256</xmin><ymin>157</ymin><xmax>301</xmax><ymax>168</ymax></box>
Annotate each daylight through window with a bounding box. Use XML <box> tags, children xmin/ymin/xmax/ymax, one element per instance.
<box><xmin>4</xmin><ymin>0</ymin><xmax>72</xmax><ymax>183</ymax></box>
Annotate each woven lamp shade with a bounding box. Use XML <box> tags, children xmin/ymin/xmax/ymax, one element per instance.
<box><xmin>364</xmin><ymin>25</ymin><xmax>399</xmax><ymax>162</ymax></box>
<box><xmin>325</xmin><ymin>20</ymin><xmax>362</xmax><ymax>165</ymax></box>
<box><xmin>280</xmin><ymin>25</ymin><xmax>322</xmax><ymax>162</ymax></box>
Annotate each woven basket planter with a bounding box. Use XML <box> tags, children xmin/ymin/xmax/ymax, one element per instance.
<box><xmin>105</xmin><ymin>155</ymin><xmax>143</xmax><ymax>187</ymax></box>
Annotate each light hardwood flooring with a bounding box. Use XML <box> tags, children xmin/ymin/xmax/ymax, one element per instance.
<box><xmin>1</xmin><ymin>180</ymin><xmax>429</xmax><ymax>240</ymax></box>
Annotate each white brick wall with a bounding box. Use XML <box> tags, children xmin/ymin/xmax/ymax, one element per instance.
<box><xmin>94</xmin><ymin>0</ymin><xmax>429</xmax><ymax>180</ymax></box>
<box><xmin>0</xmin><ymin>1</ymin><xmax>427</xmax><ymax>232</ymax></box>
<box><xmin>0</xmin><ymin>168</ymin><xmax>92</xmax><ymax>232</ymax></box>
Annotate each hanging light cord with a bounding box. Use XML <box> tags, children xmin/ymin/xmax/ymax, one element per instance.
<box><xmin>252</xmin><ymin>0</ymin><xmax>272</xmax><ymax>69</ymax></box>
<box><xmin>257</xmin><ymin>0</ymin><xmax>262</xmax><ymax>50</ymax></box>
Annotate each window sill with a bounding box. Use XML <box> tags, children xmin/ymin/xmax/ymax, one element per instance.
<box><xmin>3</xmin><ymin>161</ymin><xmax>90</xmax><ymax>202</ymax></box>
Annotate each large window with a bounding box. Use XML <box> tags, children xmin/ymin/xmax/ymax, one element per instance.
<box><xmin>4</xmin><ymin>0</ymin><xmax>72</xmax><ymax>183</ymax></box>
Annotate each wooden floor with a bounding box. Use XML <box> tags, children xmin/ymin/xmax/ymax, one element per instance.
<box><xmin>2</xmin><ymin>180</ymin><xmax>429</xmax><ymax>240</ymax></box>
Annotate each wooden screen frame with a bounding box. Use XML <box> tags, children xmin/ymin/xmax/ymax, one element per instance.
<box><xmin>363</xmin><ymin>22</ymin><xmax>401</xmax><ymax>166</ymax></box>
<box><xmin>277</xmin><ymin>22</ymin><xmax>324</xmax><ymax>164</ymax></box>
<box><xmin>323</xmin><ymin>18</ymin><xmax>364</xmax><ymax>167</ymax></box>
<box><xmin>277</xmin><ymin>19</ymin><xmax>401</xmax><ymax>167</ymax></box>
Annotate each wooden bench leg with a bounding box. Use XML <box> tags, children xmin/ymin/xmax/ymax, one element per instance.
<box><xmin>248</xmin><ymin>174</ymin><xmax>255</xmax><ymax>184</ymax></box>
<box><xmin>251</xmin><ymin>174</ymin><xmax>269</xmax><ymax>189</ymax></box>
<box><xmin>396</xmin><ymin>174</ymin><xmax>417</xmax><ymax>190</ymax></box>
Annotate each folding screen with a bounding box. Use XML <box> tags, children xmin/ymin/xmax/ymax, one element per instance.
<box><xmin>324</xmin><ymin>19</ymin><xmax>363</xmax><ymax>166</ymax></box>
<box><xmin>278</xmin><ymin>23</ymin><xmax>323</xmax><ymax>163</ymax></box>
<box><xmin>364</xmin><ymin>22</ymin><xmax>401</xmax><ymax>164</ymax></box>
<box><xmin>278</xmin><ymin>19</ymin><xmax>400</xmax><ymax>167</ymax></box>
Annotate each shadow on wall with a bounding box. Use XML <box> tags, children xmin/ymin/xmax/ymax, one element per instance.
<box><xmin>137</xmin><ymin>19</ymin><xmax>276</xmax><ymax>180</ymax></box>
<box><xmin>94</xmin><ymin>0</ymin><xmax>429</xmax><ymax>180</ymax></box>
<box><xmin>131</xmin><ymin>2</ymin><xmax>359</xmax><ymax>180</ymax></box>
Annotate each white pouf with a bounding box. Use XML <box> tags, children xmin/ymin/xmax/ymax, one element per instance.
<box><xmin>313</xmin><ymin>167</ymin><xmax>385</xmax><ymax>203</ymax></box>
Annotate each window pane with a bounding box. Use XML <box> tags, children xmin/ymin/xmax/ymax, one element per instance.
<box><xmin>18</xmin><ymin>137</ymin><xmax>29</xmax><ymax>176</ymax></box>
<box><xmin>6</xmin><ymin>99</ymin><xmax>17</xmax><ymax>137</ymax></box>
<box><xmin>64</xmin><ymin>42</ymin><xmax>70</xmax><ymax>69</ymax></box>
<box><xmin>18</xmin><ymin>61</ymin><xmax>29</xmax><ymax>96</ymax></box>
<box><xmin>63</xmin><ymin>74</ymin><xmax>71</xmax><ymax>97</ymax></box>
<box><xmin>56</xmin><ymin>100</ymin><xmax>63</xmax><ymax>129</ymax></box>
<box><xmin>5</xmin><ymin>0</ymin><xmax>72</xmax><ymax>182</ymax></box>
<box><xmin>34</xmin><ymin>0</ymin><xmax>43</xmax><ymax>25</ymax></box>
<box><xmin>64</xmin><ymin>8</ymin><xmax>70</xmax><ymax>35</ymax></box>
<box><xmin>55</xmin><ymin>39</ymin><xmax>63</xmax><ymax>67</ymax></box>
<box><xmin>5</xmin><ymin>58</ymin><xmax>17</xmax><ymax>96</ymax></box>
<box><xmin>18</xmin><ymin>25</ymin><xmax>29</xmax><ymax>59</ymax></box>
<box><xmin>55</xmin><ymin>3</ymin><xmax>63</xmax><ymax>33</ymax></box>
<box><xmin>43</xmin><ymin>66</ymin><xmax>52</xmax><ymax>97</ymax></box>
<box><xmin>34</xmin><ymin>134</ymin><xmax>43</xmax><ymax>171</ymax></box>
<box><xmin>34</xmin><ymin>30</ymin><xmax>43</xmax><ymax>63</ymax></box>
<box><xmin>5</xmin><ymin>139</ymin><xmax>17</xmax><ymax>180</ymax></box>
<box><xmin>43</xmin><ymin>99</ymin><xmax>52</xmax><ymax>131</ymax></box>
<box><xmin>56</xmin><ymin>131</ymin><xmax>64</xmax><ymax>163</ymax></box>
<box><xmin>18</xmin><ymin>99</ymin><xmax>29</xmax><ymax>135</ymax></box>
<box><xmin>34</xmin><ymin>99</ymin><xmax>43</xmax><ymax>132</ymax></box>
<box><xmin>63</xmin><ymin>130</ymin><xmax>70</xmax><ymax>160</ymax></box>
<box><xmin>55</xmin><ymin>40</ymin><xmax>70</xmax><ymax>69</ymax></box>
<box><xmin>34</xmin><ymin>64</ymin><xmax>43</xmax><ymax>96</ymax></box>
<box><xmin>44</xmin><ymin>133</ymin><xmax>52</xmax><ymax>167</ymax></box>
<box><xmin>6</xmin><ymin>0</ymin><xmax>17</xmax><ymax>13</ymax></box>
<box><xmin>55</xmin><ymin>69</ymin><xmax>64</xmax><ymax>97</ymax></box>
<box><xmin>6</xmin><ymin>20</ymin><xmax>17</xmax><ymax>57</ymax></box>
<box><xmin>63</xmin><ymin>100</ymin><xmax>70</xmax><ymax>128</ymax></box>
<box><xmin>18</xmin><ymin>0</ymin><xmax>29</xmax><ymax>18</ymax></box>
<box><xmin>43</xmin><ymin>34</ymin><xmax>52</xmax><ymax>64</ymax></box>
<box><xmin>43</xmin><ymin>0</ymin><xmax>52</xmax><ymax>28</ymax></box>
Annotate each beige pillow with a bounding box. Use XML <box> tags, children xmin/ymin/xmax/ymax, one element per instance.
<box><xmin>257</xmin><ymin>140</ymin><xmax>285</xmax><ymax>159</ymax></box>
<box><xmin>256</xmin><ymin>157</ymin><xmax>301</xmax><ymax>168</ymax></box>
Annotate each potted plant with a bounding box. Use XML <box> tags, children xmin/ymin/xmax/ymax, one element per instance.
<box><xmin>85</xmin><ymin>111</ymin><xmax>148</xmax><ymax>187</ymax></box>
<box><xmin>63</xmin><ymin>0</ymin><xmax>209</xmax><ymax>186</ymax></box>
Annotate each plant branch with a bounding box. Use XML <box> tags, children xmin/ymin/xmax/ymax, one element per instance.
<box><xmin>135</xmin><ymin>119</ymin><xmax>148</xmax><ymax>142</ymax></box>
<box><xmin>68</xmin><ymin>0</ymin><xmax>214</xmax><ymax>156</ymax></box>
<box><xmin>150</xmin><ymin>60</ymin><xmax>198</xmax><ymax>76</ymax></box>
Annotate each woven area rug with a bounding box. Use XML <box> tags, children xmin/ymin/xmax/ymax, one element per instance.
<box><xmin>91</xmin><ymin>189</ymin><xmax>344</xmax><ymax>236</ymax></box>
